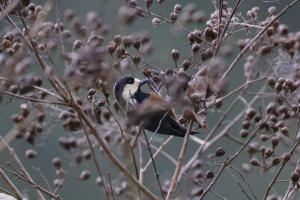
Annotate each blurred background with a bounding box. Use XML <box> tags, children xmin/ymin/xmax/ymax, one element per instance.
<box><xmin>1</xmin><ymin>0</ymin><xmax>300</xmax><ymax>199</ymax></box>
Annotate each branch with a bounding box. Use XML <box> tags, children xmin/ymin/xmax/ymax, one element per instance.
<box><xmin>221</xmin><ymin>0</ymin><xmax>300</xmax><ymax>80</ymax></box>
<box><xmin>166</xmin><ymin>121</ymin><xmax>193</xmax><ymax>200</ymax></box>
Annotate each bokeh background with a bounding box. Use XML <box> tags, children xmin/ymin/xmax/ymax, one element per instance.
<box><xmin>1</xmin><ymin>0</ymin><xmax>300</xmax><ymax>199</ymax></box>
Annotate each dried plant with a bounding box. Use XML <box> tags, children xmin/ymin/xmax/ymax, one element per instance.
<box><xmin>0</xmin><ymin>0</ymin><xmax>300</xmax><ymax>199</ymax></box>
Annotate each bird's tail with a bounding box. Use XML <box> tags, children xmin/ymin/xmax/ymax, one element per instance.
<box><xmin>174</xmin><ymin>129</ymin><xmax>205</xmax><ymax>145</ymax></box>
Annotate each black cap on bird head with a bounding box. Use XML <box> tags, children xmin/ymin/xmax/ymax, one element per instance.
<box><xmin>114</xmin><ymin>76</ymin><xmax>149</xmax><ymax>106</ymax></box>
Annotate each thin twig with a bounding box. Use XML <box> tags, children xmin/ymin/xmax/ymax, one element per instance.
<box><xmin>166</xmin><ymin>121</ymin><xmax>193</xmax><ymax>200</ymax></box>
<box><xmin>221</xmin><ymin>0</ymin><xmax>300</xmax><ymax>80</ymax></box>
<box><xmin>229</xmin><ymin>166</ymin><xmax>257</xmax><ymax>200</ymax></box>
<box><xmin>199</xmin><ymin>127</ymin><xmax>261</xmax><ymax>199</ymax></box>
<box><xmin>0</xmin><ymin>138</ymin><xmax>47</xmax><ymax>200</ymax></box>
<box><xmin>214</xmin><ymin>0</ymin><xmax>243</xmax><ymax>56</ymax></box>
<box><xmin>78</xmin><ymin>118</ymin><xmax>110</xmax><ymax>200</ymax></box>
<box><xmin>226</xmin><ymin>168</ymin><xmax>252</xmax><ymax>200</ymax></box>
<box><xmin>0</xmin><ymin>168</ymin><xmax>23</xmax><ymax>199</ymax></box>
<box><xmin>2</xmin><ymin>165</ymin><xmax>62</xmax><ymax>200</ymax></box>
<box><xmin>263</xmin><ymin>122</ymin><xmax>300</xmax><ymax>200</ymax></box>
<box><xmin>142</xmin><ymin>136</ymin><xmax>173</xmax><ymax>172</ymax></box>
<box><xmin>1</xmin><ymin>90</ymin><xmax>67</xmax><ymax>106</ymax></box>
<box><xmin>142</xmin><ymin>130</ymin><xmax>165</xmax><ymax>199</ymax></box>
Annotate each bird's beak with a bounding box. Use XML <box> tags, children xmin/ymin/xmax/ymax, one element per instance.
<box><xmin>138</xmin><ymin>79</ymin><xmax>149</xmax><ymax>87</ymax></box>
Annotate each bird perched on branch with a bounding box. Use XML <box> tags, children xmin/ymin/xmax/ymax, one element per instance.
<box><xmin>114</xmin><ymin>76</ymin><xmax>201</xmax><ymax>137</ymax></box>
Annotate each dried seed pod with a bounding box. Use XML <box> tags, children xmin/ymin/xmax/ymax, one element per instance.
<box><xmin>282</xmin><ymin>153</ymin><xmax>291</xmax><ymax>163</ymax></box>
<box><xmin>182</xmin><ymin>59</ymin><xmax>191</xmax><ymax>71</ymax></box>
<box><xmin>264</xmin><ymin>148</ymin><xmax>273</xmax><ymax>158</ymax></box>
<box><xmin>254</xmin><ymin>115</ymin><xmax>262</xmax><ymax>123</ymax></box>
<box><xmin>145</xmin><ymin>0</ymin><xmax>153</xmax><ymax>8</ymax></box>
<box><xmin>58</xmin><ymin>137</ymin><xmax>71</xmax><ymax>150</ymax></box>
<box><xmin>88</xmin><ymin>88</ymin><xmax>96</xmax><ymax>96</ymax></box>
<box><xmin>174</xmin><ymin>4</ymin><xmax>182</xmax><ymax>13</ymax></box>
<box><xmin>82</xmin><ymin>149</ymin><xmax>92</xmax><ymax>160</ymax></box>
<box><xmin>20</xmin><ymin>103</ymin><xmax>29</xmax><ymax>117</ymax></box>
<box><xmin>96</xmin><ymin>99</ymin><xmax>106</xmax><ymax>107</ymax></box>
<box><xmin>205</xmin><ymin>170</ymin><xmax>214</xmax><ymax>179</ymax></box>
<box><xmin>122</xmin><ymin>36</ymin><xmax>133</xmax><ymax>48</ymax></box>
<box><xmin>25</xmin><ymin>149</ymin><xmax>37</xmax><ymax>159</ymax></box>
<box><xmin>170</xmin><ymin>12</ymin><xmax>178</xmax><ymax>23</ymax></box>
<box><xmin>215</xmin><ymin>147</ymin><xmax>225</xmax><ymax>157</ymax></box>
<box><xmin>250</xmin><ymin>158</ymin><xmax>260</xmax><ymax>166</ymax></box>
<box><xmin>191</xmin><ymin>186</ymin><xmax>204</xmax><ymax>197</ymax></box>
<box><xmin>272</xmin><ymin>157</ymin><xmax>281</xmax><ymax>166</ymax></box>
<box><xmin>52</xmin><ymin>157</ymin><xmax>62</xmax><ymax>169</ymax></box>
<box><xmin>242</xmin><ymin>120</ymin><xmax>251</xmax><ymax>129</ymax></box>
<box><xmin>133</xmin><ymin>55</ymin><xmax>141</xmax><ymax>65</ymax></box>
<box><xmin>291</xmin><ymin>172</ymin><xmax>299</xmax><ymax>183</ymax></box>
<box><xmin>12</xmin><ymin>114</ymin><xmax>23</xmax><ymax>123</ymax></box>
<box><xmin>192</xmin><ymin>159</ymin><xmax>203</xmax><ymax>168</ymax></box>
<box><xmin>113</xmin><ymin>35</ymin><xmax>122</xmax><ymax>45</ymax></box>
<box><xmin>74</xmin><ymin>153</ymin><xmax>83</xmax><ymax>164</ymax></box>
<box><xmin>96</xmin><ymin>176</ymin><xmax>103</xmax><ymax>186</ymax></box>
<box><xmin>280</xmin><ymin>127</ymin><xmax>289</xmax><ymax>136</ymax></box>
<box><xmin>192</xmin><ymin>43</ymin><xmax>200</xmax><ymax>53</ymax></box>
<box><xmin>79</xmin><ymin>170</ymin><xmax>91</xmax><ymax>180</ymax></box>
<box><xmin>133</xmin><ymin>39</ymin><xmax>140</xmax><ymax>49</ymax></box>
<box><xmin>239</xmin><ymin>129</ymin><xmax>249</xmax><ymax>138</ymax></box>
<box><xmin>271</xmin><ymin>137</ymin><xmax>279</xmax><ymax>148</ymax></box>
<box><xmin>193</xmin><ymin>169</ymin><xmax>204</xmax><ymax>179</ymax></box>
<box><xmin>171</xmin><ymin>49</ymin><xmax>180</xmax><ymax>62</ymax></box>
<box><xmin>152</xmin><ymin>17</ymin><xmax>161</xmax><ymax>27</ymax></box>
<box><xmin>245</xmin><ymin>108</ymin><xmax>256</xmax><ymax>119</ymax></box>
<box><xmin>267</xmin><ymin>77</ymin><xmax>276</xmax><ymax>88</ymax></box>
<box><xmin>260</xmin><ymin>134</ymin><xmax>270</xmax><ymax>142</ymax></box>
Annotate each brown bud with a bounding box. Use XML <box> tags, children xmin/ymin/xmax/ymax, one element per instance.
<box><xmin>133</xmin><ymin>55</ymin><xmax>141</xmax><ymax>65</ymax></box>
<box><xmin>122</xmin><ymin>36</ymin><xmax>133</xmax><ymax>48</ymax></box>
<box><xmin>191</xmin><ymin>186</ymin><xmax>204</xmax><ymax>197</ymax></box>
<box><xmin>245</xmin><ymin>108</ymin><xmax>256</xmax><ymax>119</ymax></box>
<box><xmin>267</xmin><ymin>77</ymin><xmax>276</xmax><ymax>88</ymax></box>
<box><xmin>280</xmin><ymin>127</ymin><xmax>289</xmax><ymax>136</ymax></box>
<box><xmin>242</xmin><ymin>120</ymin><xmax>251</xmax><ymax>129</ymax></box>
<box><xmin>170</xmin><ymin>12</ymin><xmax>178</xmax><ymax>23</ymax></box>
<box><xmin>192</xmin><ymin>43</ymin><xmax>200</xmax><ymax>53</ymax></box>
<box><xmin>174</xmin><ymin>4</ymin><xmax>182</xmax><ymax>13</ymax></box>
<box><xmin>79</xmin><ymin>170</ymin><xmax>91</xmax><ymax>180</ymax></box>
<box><xmin>215</xmin><ymin>147</ymin><xmax>225</xmax><ymax>157</ymax></box>
<box><xmin>205</xmin><ymin>170</ymin><xmax>214</xmax><ymax>179</ymax></box>
<box><xmin>171</xmin><ymin>49</ymin><xmax>180</xmax><ymax>62</ymax></box>
<box><xmin>182</xmin><ymin>60</ymin><xmax>191</xmax><ymax>71</ymax></box>
<box><xmin>96</xmin><ymin>99</ymin><xmax>106</xmax><ymax>107</ymax></box>
<box><xmin>239</xmin><ymin>129</ymin><xmax>249</xmax><ymax>138</ymax></box>
<box><xmin>133</xmin><ymin>39</ymin><xmax>140</xmax><ymax>49</ymax></box>
<box><xmin>88</xmin><ymin>88</ymin><xmax>96</xmax><ymax>96</ymax></box>
<box><xmin>25</xmin><ymin>149</ymin><xmax>37</xmax><ymax>159</ymax></box>
<box><xmin>250</xmin><ymin>158</ymin><xmax>260</xmax><ymax>166</ymax></box>
<box><xmin>52</xmin><ymin>157</ymin><xmax>62</xmax><ymax>169</ymax></box>
<box><xmin>264</xmin><ymin>148</ymin><xmax>273</xmax><ymax>158</ymax></box>
<box><xmin>272</xmin><ymin>157</ymin><xmax>281</xmax><ymax>166</ymax></box>
<box><xmin>282</xmin><ymin>153</ymin><xmax>291</xmax><ymax>163</ymax></box>
<box><xmin>291</xmin><ymin>172</ymin><xmax>299</xmax><ymax>183</ymax></box>
<box><xmin>20</xmin><ymin>103</ymin><xmax>29</xmax><ymax>117</ymax></box>
<box><xmin>96</xmin><ymin>177</ymin><xmax>103</xmax><ymax>186</ymax></box>
<box><xmin>271</xmin><ymin>137</ymin><xmax>279</xmax><ymax>147</ymax></box>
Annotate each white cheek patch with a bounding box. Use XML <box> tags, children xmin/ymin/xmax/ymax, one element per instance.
<box><xmin>122</xmin><ymin>82</ymin><xmax>139</xmax><ymax>103</ymax></box>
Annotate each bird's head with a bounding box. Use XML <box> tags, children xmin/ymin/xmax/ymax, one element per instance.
<box><xmin>114</xmin><ymin>76</ymin><xmax>149</xmax><ymax>104</ymax></box>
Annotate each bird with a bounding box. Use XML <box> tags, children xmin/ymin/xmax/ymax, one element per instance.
<box><xmin>114</xmin><ymin>76</ymin><xmax>201</xmax><ymax>137</ymax></box>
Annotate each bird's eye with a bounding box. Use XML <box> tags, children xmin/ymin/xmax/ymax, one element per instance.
<box><xmin>127</xmin><ymin>77</ymin><xmax>134</xmax><ymax>84</ymax></box>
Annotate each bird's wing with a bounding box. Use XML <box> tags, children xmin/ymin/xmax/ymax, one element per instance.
<box><xmin>148</xmin><ymin>93</ymin><xmax>177</xmax><ymax>118</ymax></box>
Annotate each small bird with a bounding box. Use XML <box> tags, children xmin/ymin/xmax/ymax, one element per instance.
<box><xmin>114</xmin><ymin>76</ymin><xmax>200</xmax><ymax>137</ymax></box>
